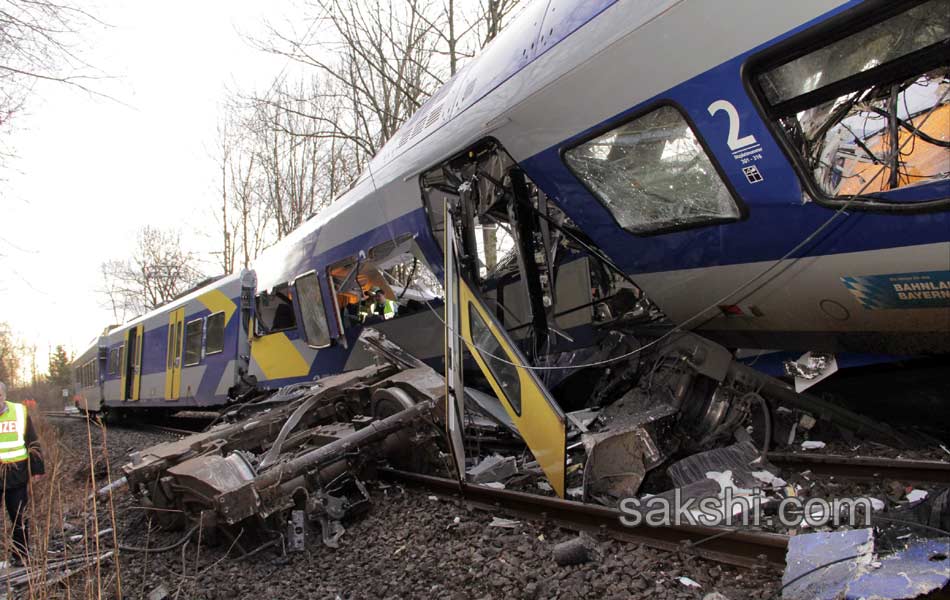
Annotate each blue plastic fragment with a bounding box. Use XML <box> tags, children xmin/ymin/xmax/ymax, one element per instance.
<box><xmin>782</xmin><ymin>528</ymin><xmax>874</xmax><ymax>600</ymax></box>
<box><xmin>783</xmin><ymin>528</ymin><xmax>950</xmax><ymax>599</ymax></box>
<box><xmin>845</xmin><ymin>538</ymin><xmax>950</xmax><ymax>600</ymax></box>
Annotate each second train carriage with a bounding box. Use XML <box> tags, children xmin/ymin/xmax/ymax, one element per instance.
<box><xmin>74</xmin><ymin>273</ymin><xmax>253</xmax><ymax>412</ymax></box>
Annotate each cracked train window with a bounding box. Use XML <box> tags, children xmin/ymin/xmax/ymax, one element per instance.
<box><xmin>563</xmin><ymin>105</ymin><xmax>739</xmax><ymax>234</ymax></box>
<box><xmin>755</xmin><ymin>0</ymin><xmax>949</xmax><ymax>198</ymax></box>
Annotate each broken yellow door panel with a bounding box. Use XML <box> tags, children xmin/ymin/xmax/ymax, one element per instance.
<box><xmin>458</xmin><ymin>277</ymin><xmax>567</xmax><ymax>498</ymax></box>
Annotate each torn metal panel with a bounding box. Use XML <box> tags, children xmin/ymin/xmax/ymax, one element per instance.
<box><xmin>667</xmin><ymin>442</ymin><xmax>776</xmax><ymax>488</ymax></box>
<box><xmin>582</xmin><ymin>426</ymin><xmax>662</xmax><ymax>503</ymax></box>
<box><xmin>782</xmin><ymin>528</ymin><xmax>875</xmax><ymax>600</ymax></box>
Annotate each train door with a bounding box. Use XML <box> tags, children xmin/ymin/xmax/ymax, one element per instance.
<box><xmin>164</xmin><ymin>308</ymin><xmax>185</xmax><ymax>400</ymax></box>
<box><xmin>122</xmin><ymin>324</ymin><xmax>144</xmax><ymax>401</ymax></box>
<box><xmin>443</xmin><ymin>205</ymin><xmax>568</xmax><ymax>497</ymax></box>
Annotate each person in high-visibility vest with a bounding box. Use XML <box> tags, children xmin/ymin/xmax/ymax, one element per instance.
<box><xmin>367</xmin><ymin>289</ymin><xmax>397</xmax><ymax>320</ymax></box>
<box><xmin>0</xmin><ymin>382</ymin><xmax>45</xmax><ymax>565</ymax></box>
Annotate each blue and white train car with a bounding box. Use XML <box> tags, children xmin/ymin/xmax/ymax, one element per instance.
<box><xmin>248</xmin><ymin>0</ymin><xmax>949</xmax><ymax>367</ymax></box>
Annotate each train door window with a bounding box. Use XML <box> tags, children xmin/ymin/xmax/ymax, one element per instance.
<box><xmin>118</xmin><ymin>344</ymin><xmax>126</xmax><ymax>377</ymax></box>
<box><xmin>468</xmin><ymin>303</ymin><xmax>522</xmax><ymax>415</ymax></box>
<box><xmin>166</xmin><ymin>324</ymin><xmax>175</xmax><ymax>368</ymax></box>
<box><xmin>294</xmin><ymin>272</ymin><xmax>330</xmax><ymax>348</ymax></box>
<box><xmin>183</xmin><ymin>318</ymin><xmax>204</xmax><ymax>366</ymax></box>
<box><xmin>753</xmin><ymin>0</ymin><xmax>949</xmax><ymax>198</ymax></box>
<box><xmin>564</xmin><ymin>105</ymin><xmax>740</xmax><ymax>234</ymax></box>
<box><xmin>256</xmin><ymin>284</ymin><xmax>297</xmax><ymax>334</ymax></box>
<box><xmin>205</xmin><ymin>312</ymin><xmax>225</xmax><ymax>354</ymax></box>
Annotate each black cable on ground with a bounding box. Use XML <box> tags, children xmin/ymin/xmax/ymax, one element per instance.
<box><xmin>116</xmin><ymin>524</ymin><xmax>199</xmax><ymax>553</ymax></box>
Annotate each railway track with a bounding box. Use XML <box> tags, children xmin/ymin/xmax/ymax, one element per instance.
<box><xmin>42</xmin><ymin>411</ymin><xmax>87</xmax><ymax>420</ymax></box>
<box><xmin>380</xmin><ymin>452</ymin><xmax>950</xmax><ymax>570</ymax></box>
<box><xmin>41</xmin><ymin>411</ymin><xmax>208</xmax><ymax>436</ymax></box>
<box><xmin>767</xmin><ymin>452</ymin><xmax>950</xmax><ymax>485</ymax></box>
<box><xmin>379</xmin><ymin>468</ymin><xmax>789</xmax><ymax>570</ymax></box>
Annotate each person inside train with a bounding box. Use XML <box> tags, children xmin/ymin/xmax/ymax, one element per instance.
<box><xmin>358</xmin><ymin>290</ymin><xmax>373</xmax><ymax>321</ymax></box>
<box><xmin>367</xmin><ymin>289</ymin><xmax>397</xmax><ymax>321</ymax></box>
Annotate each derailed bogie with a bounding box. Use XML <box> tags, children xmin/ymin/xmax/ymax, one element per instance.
<box><xmin>122</xmin><ymin>331</ymin><xmax>446</xmax><ymax>552</ymax></box>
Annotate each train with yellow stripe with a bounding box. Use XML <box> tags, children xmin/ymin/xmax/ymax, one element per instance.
<box><xmin>72</xmin><ymin>238</ymin><xmax>447</xmax><ymax>414</ymax></box>
<box><xmin>74</xmin><ymin>0</ymin><xmax>949</xmax><ymax>427</ymax></box>
<box><xmin>73</xmin><ymin>272</ymin><xmax>253</xmax><ymax>412</ymax></box>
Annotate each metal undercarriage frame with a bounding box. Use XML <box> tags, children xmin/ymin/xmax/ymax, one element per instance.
<box><xmin>122</xmin><ymin>330</ymin><xmax>447</xmax><ymax>553</ymax></box>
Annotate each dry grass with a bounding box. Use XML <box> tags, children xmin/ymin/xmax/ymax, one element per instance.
<box><xmin>0</xmin><ymin>413</ymin><xmax>123</xmax><ymax>599</ymax></box>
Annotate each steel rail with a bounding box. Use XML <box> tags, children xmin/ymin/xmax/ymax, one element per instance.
<box><xmin>767</xmin><ymin>452</ymin><xmax>950</xmax><ymax>485</ymax></box>
<box><xmin>379</xmin><ymin>468</ymin><xmax>789</xmax><ymax>570</ymax></box>
<box><xmin>41</xmin><ymin>412</ymin><xmax>86</xmax><ymax>420</ymax></box>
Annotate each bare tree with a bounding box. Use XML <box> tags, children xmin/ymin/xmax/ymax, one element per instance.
<box><xmin>0</xmin><ymin>1</ymin><xmax>107</xmax><ymax>161</ymax></box>
<box><xmin>261</xmin><ymin>0</ymin><xmax>443</xmax><ymax>158</ymax></box>
<box><xmin>209</xmin><ymin>0</ymin><xmax>526</xmax><ymax>269</ymax></box>
<box><xmin>0</xmin><ymin>321</ymin><xmax>23</xmax><ymax>386</ymax></box>
<box><xmin>100</xmin><ymin>226</ymin><xmax>207</xmax><ymax>320</ymax></box>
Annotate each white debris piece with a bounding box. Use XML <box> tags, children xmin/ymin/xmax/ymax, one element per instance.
<box><xmin>801</xmin><ymin>440</ymin><xmax>826</xmax><ymax>450</ymax></box>
<box><xmin>467</xmin><ymin>454</ymin><xmax>517</xmax><ymax>483</ymax></box>
<box><xmin>482</xmin><ymin>481</ymin><xmax>506</xmax><ymax>489</ymax></box>
<box><xmin>678</xmin><ymin>576</ymin><xmax>701</xmax><ymax>588</ymax></box>
<box><xmin>870</xmin><ymin>498</ymin><xmax>885</xmax><ymax>511</ymax></box>
<box><xmin>489</xmin><ymin>517</ymin><xmax>520</xmax><ymax>528</ymax></box>
<box><xmin>537</xmin><ymin>481</ymin><xmax>553</xmax><ymax>492</ymax></box>
<box><xmin>798</xmin><ymin>414</ymin><xmax>817</xmax><ymax>430</ymax></box>
<box><xmin>906</xmin><ymin>489</ymin><xmax>928</xmax><ymax>503</ymax></box>
<box><xmin>751</xmin><ymin>470</ymin><xmax>787</xmax><ymax>487</ymax></box>
<box><xmin>566</xmin><ymin>486</ymin><xmax>584</xmax><ymax>499</ymax></box>
<box><xmin>427</xmin><ymin>495</ymin><xmax>439</xmax><ymax>501</ymax></box>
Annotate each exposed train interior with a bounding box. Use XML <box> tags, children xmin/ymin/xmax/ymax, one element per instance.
<box><xmin>415</xmin><ymin>136</ymin><xmax>946</xmax><ymax>503</ymax></box>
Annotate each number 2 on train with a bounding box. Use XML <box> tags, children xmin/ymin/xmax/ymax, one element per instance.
<box><xmin>707</xmin><ymin>99</ymin><xmax>757</xmax><ymax>151</ymax></box>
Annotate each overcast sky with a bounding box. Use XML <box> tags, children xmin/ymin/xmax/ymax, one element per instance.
<box><xmin>2</xmin><ymin>0</ymin><xmax>296</xmax><ymax>375</ymax></box>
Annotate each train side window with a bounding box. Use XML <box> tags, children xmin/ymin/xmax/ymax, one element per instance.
<box><xmin>753</xmin><ymin>0</ymin><xmax>949</xmax><ymax>198</ymax></box>
<box><xmin>108</xmin><ymin>348</ymin><xmax>119</xmax><ymax>376</ymax></box>
<box><xmin>294</xmin><ymin>272</ymin><xmax>331</xmax><ymax>348</ymax></box>
<box><xmin>256</xmin><ymin>284</ymin><xmax>297</xmax><ymax>334</ymax></box>
<box><xmin>118</xmin><ymin>344</ymin><xmax>126</xmax><ymax>376</ymax></box>
<box><xmin>205</xmin><ymin>312</ymin><xmax>225</xmax><ymax>354</ymax></box>
<box><xmin>183</xmin><ymin>318</ymin><xmax>203</xmax><ymax>366</ymax></box>
<box><xmin>563</xmin><ymin>105</ymin><xmax>740</xmax><ymax>234</ymax></box>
